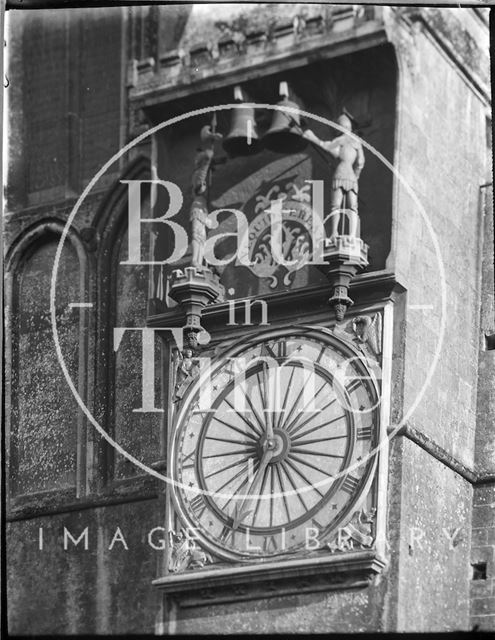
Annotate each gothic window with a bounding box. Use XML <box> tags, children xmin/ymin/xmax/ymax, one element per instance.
<box><xmin>7</xmin><ymin>231</ymin><xmax>85</xmax><ymax>498</ymax></box>
<box><xmin>97</xmin><ymin>181</ymin><xmax>164</xmax><ymax>483</ymax></box>
<box><xmin>111</xmin><ymin>219</ymin><xmax>163</xmax><ymax>479</ymax></box>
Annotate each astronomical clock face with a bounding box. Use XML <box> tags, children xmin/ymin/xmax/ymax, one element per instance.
<box><xmin>170</xmin><ymin>327</ymin><xmax>380</xmax><ymax>562</ymax></box>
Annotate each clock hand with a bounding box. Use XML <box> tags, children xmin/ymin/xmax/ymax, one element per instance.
<box><xmin>231</xmin><ymin>361</ymin><xmax>278</xmax><ymax>531</ymax></box>
<box><xmin>232</xmin><ymin>444</ymin><xmax>274</xmax><ymax>530</ymax></box>
<box><xmin>261</xmin><ymin>362</ymin><xmax>274</xmax><ymax>441</ymax></box>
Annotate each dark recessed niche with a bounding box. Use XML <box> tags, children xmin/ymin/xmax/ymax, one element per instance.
<box><xmin>471</xmin><ymin>562</ymin><xmax>487</xmax><ymax>580</ymax></box>
<box><xmin>485</xmin><ymin>333</ymin><xmax>495</xmax><ymax>350</ymax></box>
<box><xmin>151</xmin><ymin>44</ymin><xmax>397</xmax><ymax>314</ymax></box>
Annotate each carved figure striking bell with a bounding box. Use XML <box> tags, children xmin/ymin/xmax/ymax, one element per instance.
<box><xmin>223</xmin><ymin>86</ymin><xmax>260</xmax><ymax>157</ymax></box>
<box><xmin>263</xmin><ymin>81</ymin><xmax>307</xmax><ymax>154</ymax></box>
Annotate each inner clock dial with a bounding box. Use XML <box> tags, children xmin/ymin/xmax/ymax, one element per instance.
<box><xmin>199</xmin><ymin>360</ymin><xmax>352</xmax><ymax>531</ymax></box>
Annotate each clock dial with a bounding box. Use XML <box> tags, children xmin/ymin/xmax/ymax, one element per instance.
<box><xmin>170</xmin><ymin>328</ymin><xmax>380</xmax><ymax>562</ymax></box>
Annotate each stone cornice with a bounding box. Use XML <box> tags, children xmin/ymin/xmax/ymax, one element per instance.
<box><xmin>130</xmin><ymin>8</ymin><xmax>387</xmax><ymax>110</ymax></box>
<box><xmin>148</xmin><ymin>270</ymin><xmax>402</xmax><ymax>329</ymax></box>
<box><xmin>6</xmin><ymin>473</ymin><xmax>162</xmax><ymax>522</ymax></box>
<box><xmin>153</xmin><ymin>550</ymin><xmax>387</xmax><ymax>605</ymax></box>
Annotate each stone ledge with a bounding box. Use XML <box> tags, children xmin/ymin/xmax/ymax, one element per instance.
<box><xmin>7</xmin><ymin>474</ymin><xmax>161</xmax><ymax>521</ymax></box>
<box><xmin>153</xmin><ymin>550</ymin><xmax>386</xmax><ymax>606</ymax></box>
<box><xmin>131</xmin><ymin>6</ymin><xmax>382</xmax><ymax>102</ymax></box>
<box><xmin>130</xmin><ymin>21</ymin><xmax>386</xmax><ymax>109</ymax></box>
<box><xmin>149</xmin><ymin>270</ymin><xmax>402</xmax><ymax>329</ymax></box>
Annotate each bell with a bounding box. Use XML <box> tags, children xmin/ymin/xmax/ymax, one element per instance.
<box><xmin>263</xmin><ymin>82</ymin><xmax>307</xmax><ymax>154</ymax></box>
<box><xmin>223</xmin><ymin>86</ymin><xmax>261</xmax><ymax>157</ymax></box>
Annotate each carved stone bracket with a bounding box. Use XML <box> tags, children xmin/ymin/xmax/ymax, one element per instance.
<box><xmin>326</xmin><ymin>508</ymin><xmax>376</xmax><ymax>553</ymax></box>
<box><xmin>168</xmin><ymin>529</ymin><xmax>213</xmax><ymax>574</ymax></box>
<box><xmin>351</xmin><ymin>312</ymin><xmax>383</xmax><ymax>359</ymax></box>
<box><xmin>173</xmin><ymin>348</ymin><xmax>201</xmax><ymax>401</ymax></box>
<box><xmin>168</xmin><ymin>266</ymin><xmax>225</xmax><ymax>351</ymax></box>
<box><xmin>318</xmin><ymin>235</ymin><xmax>369</xmax><ymax>322</ymax></box>
<box><xmin>154</xmin><ymin>550</ymin><xmax>386</xmax><ymax>607</ymax></box>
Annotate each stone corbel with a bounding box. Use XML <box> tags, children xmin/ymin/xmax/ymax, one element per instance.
<box><xmin>327</xmin><ymin>508</ymin><xmax>376</xmax><ymax>553</ymax></box>
<box><xmin>168</xmin><ymin>529</ymin><xmax>213</xmax><ymax>573</ymax></box>
<box><xmin>173</xmin><ymin>347</ymin><xmax>201</xmax><ymax>402</ymax></box>
<box><xmin>351</xmin><ymin>313</ymin><xmax>383</xmax><ymax>358</ymax></box>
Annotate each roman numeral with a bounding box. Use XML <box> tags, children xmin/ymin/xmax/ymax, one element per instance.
<box><xmin>181</xmin><ymin>450</ymin><xmax>196</xmax><ymax>469</ymax></box>
<box><xmin>263</xmin><ymin>535</ymin><xmax>278</xmax><ymax>552</ymax></box>
<box><xmin>261</xmin><ymin>343</ymin><xmax>276</xmax><ymax>359</ymax></box>
<box><xmin>190</xmin><ymin>494</ymin><xmax>207</xmax><ymax>520</ymax></box>
<box><xmin>311</xmin><ymin>518</ymin><xmax>324</xmax><ymax>532</ymax></box>
<box><xmin>342</xmin><ymin>475</ymin><xmax>360</xmax><ymax>494</ymax></box>
<box><xmin>345</xmin><ymin>378</ymin><xmax>361</xmax><ymax>394</ymax></box>
<box><xmin>275</xmin><ymin>341</ymin><xmax>287</xmax><ymax>358</ymax></box>
<box><xmin>223</xmin><ymin>359</ymin><xmax>236</xmax><ymax>378</ymax></box>
<box><xmin>192</xmin><ymin>410</ymin><xmax>209</xmax><ymax>418</ymax></box>
<box><xmin>262</xmin><ymin>341</ymin><xmax>288</xmax><ymax>359</ymax></box>
<box><xmin>220</xmin><ymin>525</ymin><xmax>234</xmax><ymax>545</ymax></box>
<box><xmin>356</xmin><ymin>426</ymin><xmax>372</xmax><ymax>440</ymax></box>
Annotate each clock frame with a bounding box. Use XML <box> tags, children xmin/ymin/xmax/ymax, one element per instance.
<box><xmin>169</xmin><ymin>325</ymin><xmax>382</xmax><ymax>564</ymax></box>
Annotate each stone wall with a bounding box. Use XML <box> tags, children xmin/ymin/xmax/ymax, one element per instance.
<box><xmin>471</xmin><ymin>484</ymin><xmax>495</xmax><ymax>630</ymax></box>
<box><xmin>387</xmin><ymin>7</ymin><xmax>489</xmax><ymax>466</ymax></box>
<box><xmin>5</xmin><ymin>8</ymin><xmax>164</xmax><ymax>635</ymax></box>
<box><xmin>384</xmin><ymin>6</ymin><xmax>492</xmax><ymax>631</ymax></box>
<box><xmin>471</xmin><ymin>183</ymin><xmax>495</xmax><ymax>631</ymax></box>
<box><xmin>4</xmin><ymin>4</ymin><xmax>492</xmax><ymax>635</ymax></box>
<box><xmin>7</xmin><ymin>499</ymin><xmax>165</xmax><ymax>634</ymax></box>
<box><xmin>5</xmin><ymin>8</ymin><xmax>123</xmax><ymax>210</ymax></box>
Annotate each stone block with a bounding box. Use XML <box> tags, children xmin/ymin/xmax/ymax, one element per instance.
<box><xmin>470</xmin><ymin>578</ymin><xmax>493</xmax><ymax>598</ymax></box>
<box><xmin>471</xmin><ymin>615</ymin><xmax>495</xmax><ymax>631</ymax></box>
<box><xmin>472</xmin><ymin>506</ymin><xmax>495</xmax><ymax>529</ymax></box>
<box><xmin>472</xmin><ymin>597</ymin><xmax>495</xmax><ymax>616</ymax></box>
<box><xmin>471</xmin><ymin>546</ymin><xmax>495</xmax><ymax>575</ymax></box>
<box><xmin>472</xmin><ymin>528</ymin><xmax>489</xmax><ymax>546</ymax></box>
<box><xmin>474</xmin><ymin>486</ymin><xmax>495</xmax><ymax>506</ymax></box>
